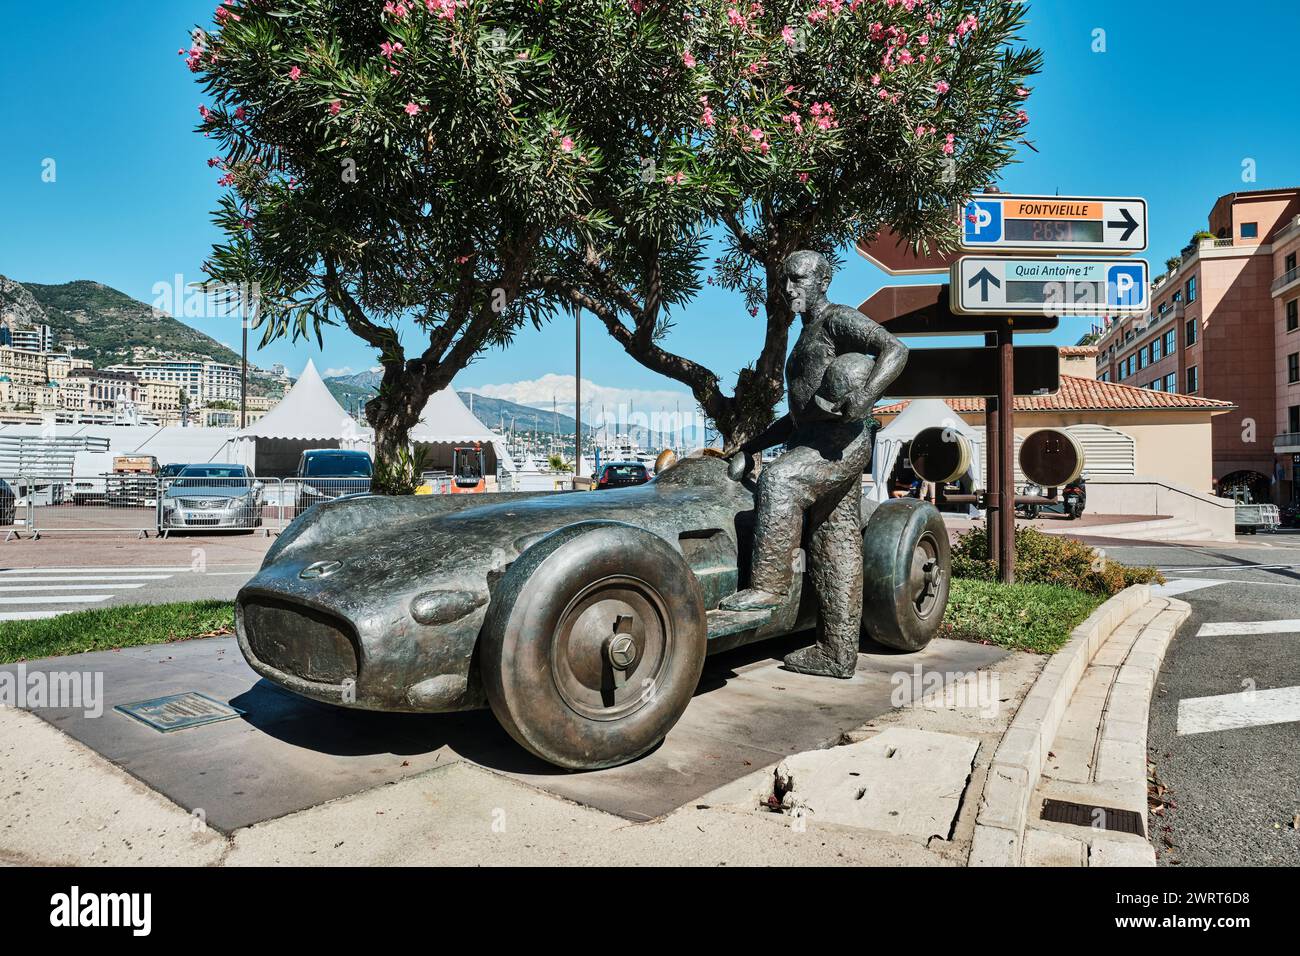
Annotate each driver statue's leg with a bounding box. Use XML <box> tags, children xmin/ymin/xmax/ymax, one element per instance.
<box><xmin>719</xmin><ymin>444</ymin><xmax>821</xmax><ymax>611</ymax></box>
<box><xmin>783</xmin><ymin>476</ymin><xmax>863</xmax><ymax>678</ymax></box>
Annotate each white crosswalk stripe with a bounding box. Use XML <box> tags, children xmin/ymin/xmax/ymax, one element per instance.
<box><xmin>1178</xmin><ymin>686</ymin><xmax>1300</xmax><ymax>735</ymax></box>
<box><xmin>1178</xmin><ymin>617</ymin><xmax>1300</xmax><ymax>735</ymax></box>
<box><xmin>1197</xmin><ymin>619</ymin><xmax>1300</xmax><ymax>637</ymax></box>
<box><xmin>0</xmin><ymin>567</ymin><xmax>184</xmax><ymax>620</ymax></box>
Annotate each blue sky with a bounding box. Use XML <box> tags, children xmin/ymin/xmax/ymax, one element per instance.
<box><xmin>2</xmin><ymin>0</ymin><xmax>1298</xmax><ymax>420</ymax></box>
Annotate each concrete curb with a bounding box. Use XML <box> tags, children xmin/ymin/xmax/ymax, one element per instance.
<box><xmin>969</xmin><ymin>584</ymin><xmax>1154</xmax><ymax>866</ymax></box>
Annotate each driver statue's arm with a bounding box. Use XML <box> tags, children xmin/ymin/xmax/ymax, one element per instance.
<box><xmin>826</xmin><ymin>308</ymin><xmax>908</xmax><ymax>421</ymax></box>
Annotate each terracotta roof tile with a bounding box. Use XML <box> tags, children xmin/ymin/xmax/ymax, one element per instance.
<box><xmin>1057</xmin><ymin>345</ymin><xmax>1099</xmax><ymax>357</ymax></box>
<box><xmin>875</xmin><ymin>375</ymin><xmax>1237</xmax><ymax>416</ymax></box>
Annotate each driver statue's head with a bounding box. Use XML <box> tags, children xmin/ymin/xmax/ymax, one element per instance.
<box><xmin>782</xmin><ymin>250</ymin><xmax>833</xmax><ymax>317</ymax></box>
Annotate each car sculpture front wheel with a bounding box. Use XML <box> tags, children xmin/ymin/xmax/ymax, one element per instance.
<box><xmin>480</xmin><ymin>521</ymin><xmax>708</xmax><ymax>770</ymax></box>
<box><xmin>860</xmin><ymin>499</ymin><xmax>951</xmax><ymax>652</ymax></box>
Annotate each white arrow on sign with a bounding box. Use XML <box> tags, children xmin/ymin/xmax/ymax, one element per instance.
<box><xmin>961</xmin><ymin>194</ymin><xmax>1148</xmax><ymax>254</ymax></box>
<box><xmin>951</xmin><ymin>257</ymin><xmax>1149</xmax><ymax>316</ymax></box>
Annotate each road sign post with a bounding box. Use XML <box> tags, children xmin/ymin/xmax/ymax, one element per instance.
<box><xmin>859</xmin><ymin>194</ymin><xmax>1152</xmax><ymax>583</ymax></box>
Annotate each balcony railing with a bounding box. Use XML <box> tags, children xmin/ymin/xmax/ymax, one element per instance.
<box><xmin>1275</xmin><ymin>432</ymin><xmax>1300</xmax><ymax>453</ymax></box>
<box><xmin>1272</xmin><ymin>266</ymin><xmax>1300</xmax><ymax>296</ymax></box>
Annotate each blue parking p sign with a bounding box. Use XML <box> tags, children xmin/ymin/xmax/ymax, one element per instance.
<box><xmin>1107</xmin><ymin>264</ymin><xmax>1146</xmax><ymax>308</ymax></box>
<box><xmin>964</xmin><ymin>200</ymin><xmax>1002</xmax><ymax>244</ymax></box>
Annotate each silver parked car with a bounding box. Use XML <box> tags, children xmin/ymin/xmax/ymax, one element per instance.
<box><xmin>160</xmin><ymin>464</ymin><xmax>264</xmax><ymax>533</ymax></box>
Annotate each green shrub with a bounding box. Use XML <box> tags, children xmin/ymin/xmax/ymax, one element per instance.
<box><xmin>951</xmin><ymin>525</ymin><xmax>1164</xmax><ymax>597</ymax></box>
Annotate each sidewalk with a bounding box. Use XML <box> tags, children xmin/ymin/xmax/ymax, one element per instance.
<box><xmin>0</xmin><ymin>637</ymin><xmax>1041</xmax><ymax>866</ymax></box>
<box><xmin>0</xmin><ymin>531</ymin><xmax>273</xmax><ymax>571</ymax></box>
<box><xmin>0</xmin><ymin>583</ymin><xmax>1182</xmax><ymax>866</ymax></box>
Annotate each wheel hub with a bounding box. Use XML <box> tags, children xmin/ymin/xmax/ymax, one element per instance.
<box><xmin>909</xmin><ymin>535</ymin><xmax>943</xmax><ymax>618</ymax></box>
<box><xmin>552</xmin><ymin>577</ymin><xmax>670</xmax><ymax>721</ymax></box>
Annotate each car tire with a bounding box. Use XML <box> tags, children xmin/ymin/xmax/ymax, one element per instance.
<box><xmin>480</xmin><ymin>520</ymin><xmax>707</xmax><ymax>770</ymax></box>
<box><xmin>860</xmin><ymin>499</ymin><xmax>950</xmax><ymax>653</ymax></box>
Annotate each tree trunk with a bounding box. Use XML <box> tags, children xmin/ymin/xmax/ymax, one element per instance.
<box><xmin>365</xmin><ymin>363</ymin><xmax>431</xmax><ymax>495</ymax></box>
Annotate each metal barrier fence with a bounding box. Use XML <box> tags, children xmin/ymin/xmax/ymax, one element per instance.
<box><xmin>2</xmin><ymin>473</ymin><xmax>377</xmax><ymax>539</ymax></box>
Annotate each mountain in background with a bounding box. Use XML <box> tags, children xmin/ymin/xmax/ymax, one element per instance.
<box><xmin>0</xmin><ymin>275</ymin><xmax>284</xmax><ymax>396</ymax></box>
<box><xmin>321</xmin><ymin>372</ymin><xmax>697</xmax><ymax>451</ymax></box>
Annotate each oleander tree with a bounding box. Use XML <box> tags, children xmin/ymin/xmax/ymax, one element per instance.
<box><xmin>188</xmin><ymin>0</ymin><xmax>1040</xmax><ymax>487</ymax></box>
<box><xmin>533</xmin><ymin>0</ymin><xmax>1042</xmax><ymax>446</ymax></box>
<box><xmin>189</xmin><ymin>0</ymin><xmax>686</xmax><ymax>490</ymax></box>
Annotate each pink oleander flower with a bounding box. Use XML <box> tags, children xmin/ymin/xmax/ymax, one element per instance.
<box><xmin>560</xmin><ymin>136</ymin><xmax>575</xmax><ymax>152</ymax></box>
<box><xmin>782</xmin><ymin>25</ymin><xmax>797</xmax><ymax>46</ymax></box>
<box><xmin>683</xmin><ymin>51</ymin><xmax>696</xmax><ymax>68</ymax></box>
<box><xmin>943</xmin><ymin>133</ymin><xmax>955</xmax><ymax>154</ymax></box>
<box><xmin>404</xmin><ymin>102</ymin><xmax>421</xmax><ymax>115</ymax></box>
<box><xmin>798</xmin><ymin>172</ymin><xmax>809</xmax><ymax>182</ymax></box>
<box><xmin>288</xmin><ymin>66</ymin><xmax>302</xmax><ymax>81</ymax></box>
<box><xmin>234</xmin><ymin>106</ymin><xmax>246</xmax><ymax>120</ymax></box>
<box><xmin>329</xmin><ymin>100</ymin><xmax>341</xmax><ymax>115</ymax></box>
<box><xmin>935</xmin><ymin>80</ymin><xmax>949</xmax><ymax>94</ymax></box>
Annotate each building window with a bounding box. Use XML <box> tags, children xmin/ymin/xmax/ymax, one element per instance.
<box><xmin>1287</xmin><ymin>253</ymin><xmax>1298</xmax><ymax>273</ymax></box>
<box><xmin>1241</xmin><ymin>222</ymin><xmax>1259</xmax><ymax>239</ymax></box>
<box><xmin>1165</xmin><ymin>372</ymin><xmax>1177</xmax><ymax>392</ymax></box>
<box><xmin>1291</xmin><ymin>405</ymin><xmax>1300</xmax><ymax>435</ymax></box>
<box><xmin>1185</xmin><ymin>317</ymin><xmax>1198</xmax><ymax>346</ymax></box>
<box><xmin>1099</xmin><ymin>371</ymin><xmax>1109</xmax><ymax>383</ymax></box>
<box><xmin>1290</xmin><ymin>353</ymin><xmax>1300</xmax><ymax>385</ymax></box>
<box><xmin>1152</xmin><ymin>378</ymin><xmax>1164</xmax><ymax>392</ymax></box>
<box><xmin>1164</xmin><ymin>329</ymin><xmax>1176</xmax><ymax>354</ymax></box>
<box><xmin>1158</xmin><ymin>302</ymin><xmax>1168</xmax><ymax>316</ymax></box>
<box><xmin>1138</xmin><ymin>346</ymin><xmax>1149</xmax><ymax>369</ymax></box>
<box><xmin>1187</xmin><ymin>365</ymin><xmax>1199</xmax><ymax>393</ymax></box>
<box><xmin>1288</xmin><ymin>299</ymin><xmax>1298</xmax><ymax>333</ymax></box>
<box><xmin>1116</xmin><ymin>360</ymin><xmax>1126</xmax><ymax>381</ymax></box>
<box><xmin>1186</xmin><ymin>274</ymin><xmax>1197</xmax><ymax>303</ymax></box>
<box><xmin>1151</xmin><ymin>337</ymin><xmax>1163</xmax><ymax>361</ymax></box>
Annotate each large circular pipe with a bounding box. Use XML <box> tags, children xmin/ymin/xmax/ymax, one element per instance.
<box><xmin>1018</xmin><ymin>428</ymin><xmax>1085</xmax><ymax>487</ymax></box>
<box><xmin>909</xmin><ymin>426</ymin><xmax>973</xmax><ymax>485</ymax></box>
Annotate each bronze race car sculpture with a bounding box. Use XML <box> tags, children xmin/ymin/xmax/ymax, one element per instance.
<box><xmin>236</xmin><ymin>452</ymin><xmax>950</xmax><ymax>770</ymax></box>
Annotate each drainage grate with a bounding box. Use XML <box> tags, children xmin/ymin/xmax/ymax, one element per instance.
<box><xmin>1040</xmin><ymin>798</ymin><xmax>1145</xmax><ymax>836</ymax></box>
<box><xmin>115</xmin><ymin>692</ymin><xmax>244</xmax><ymax>733</ymax></box>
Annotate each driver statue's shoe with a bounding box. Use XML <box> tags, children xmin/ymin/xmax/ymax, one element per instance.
<box><xmin>782</xmin><ymin>643</ymin><xmax>857</xmax><ymax>679</ymax></box>
<box><xmin>719</xmin><ymin>588</ymin><xmax>785</xmax><ymax>611</ymax></box>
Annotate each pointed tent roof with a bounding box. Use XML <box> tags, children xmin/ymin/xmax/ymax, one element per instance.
<box><xmin>409</xmin><ymin>388</ymin><xmax>515</xmax><ymax>472</ymax></box>
<box><xmin>236</xmin><ymin>359</ymin><xmax>358</xmax><ymax>441</ymax></box>
<box><xmin>876</xmin><ymin>398</ymin><xmax>979</xmax><ymax>441</ymax></box>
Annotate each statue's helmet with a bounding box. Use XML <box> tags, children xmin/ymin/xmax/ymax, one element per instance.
<box><xmin>813</xmin><ymin>352</ymin><xmax>877</xmax><ymax>416</ymax></box>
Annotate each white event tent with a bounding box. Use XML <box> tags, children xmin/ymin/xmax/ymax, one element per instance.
<box><xmin>233</xmin><ymin>360</ymin><xmax>368</xmax><ymax>476</ymax></box>
<box><xmin>870</xmin><ymin>399</ymin><xmax>983</xmax><ymax>504</ymax></box>
<box><xmin>408</xmin><ymin>388</ymin><xmax>515</xmax><ymax>475</ymax></box>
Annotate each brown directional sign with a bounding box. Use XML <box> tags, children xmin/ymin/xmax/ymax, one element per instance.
<box><xmin>886</xmin><ymin>345</ymin><xmax>1060</xmax><ymax>399</ymax></box>
<box><xmin>859</xmin><ymin>283</ymin><xmax>1059</xmax><ymax>336</ymax></box>
<box><xmin>854</xmin><ymin>228</ymin><xmax>959</xmax><ymax>276</ymax></box>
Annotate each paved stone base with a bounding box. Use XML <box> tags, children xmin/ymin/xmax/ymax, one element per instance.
<box><xmin>1</xmin><ymin>632</ymin><xmax>1005</xmax><ymax>830</ymax></box>
<box><xmin>771</xmin><ymin>727</ymin><xmax>980</xmax><ymax>841</ymax></box>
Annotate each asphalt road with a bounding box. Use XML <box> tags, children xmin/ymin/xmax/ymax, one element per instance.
<box><xmin>1101</xmin><ymin>532</ymin><xmax>1300</xmax><ymax>866</ymax></box>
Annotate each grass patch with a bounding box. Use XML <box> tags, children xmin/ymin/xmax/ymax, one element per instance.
<box><xmin>0</xmin><ymin>601</ymin><xmax>234</xmax><ymax>664</ymax></box>
<box><xmin>939</xmin><ymin>578</ymin><xmax>1104</xmax><ymax>654</ymax></box>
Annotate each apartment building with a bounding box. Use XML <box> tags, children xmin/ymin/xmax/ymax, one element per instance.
<box><xmin>140</xmin><ymin>380</ymin><xmax>184</xmax><ymax>425</ymax></box>
<box><xmin>106</xmin><ymin>359</ymin><xmax>241</xmax><ymax>404</ymax></box>
<box><xmin>1272</xmin><ymin>214</ymin><xmax>1300</xmax><ymax>504</ymax></box>
<box><xmin>66</xmin><ymin>368</ymin><xmax>142</xmax><ymax>417</ymax></box>
<box><xmin>0</xmin><ymin>345</ymin><xmax>50</xmax><ymax>387</ymax></box>
<box><xmin>1095</xmin><ymin>187</ymin><xmax>1300</xmax><ymax>503</ymax></box>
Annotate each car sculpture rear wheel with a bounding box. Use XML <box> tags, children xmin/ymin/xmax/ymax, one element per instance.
<box><xmin>480</xmin><ymin>521</ymin><xmax>708</xmax><ymax>770</ymax></box>
<box><xmin>860</xmin><ymin>500</ymin><xmax>950</xmax><ymax>652</ymax></box>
